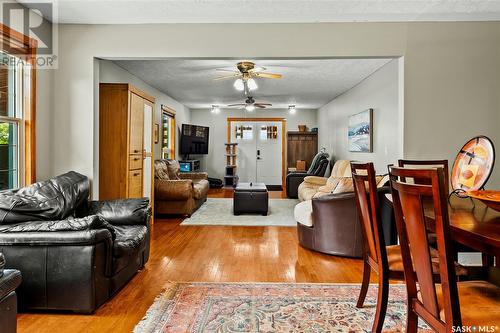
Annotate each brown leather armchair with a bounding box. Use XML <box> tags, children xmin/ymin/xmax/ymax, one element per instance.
<box><xmin>295</xmin><ymin>187</ymin><xmax>396</xmax><ymax>258</ymax></box>
<box><xmin>154</xmin><ymin>160</ymin><xmax>209</xmax><ymax>216</ymax></box>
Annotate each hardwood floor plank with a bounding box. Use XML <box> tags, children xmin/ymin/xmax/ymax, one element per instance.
<box><xmin>17</xmin><ymin>190</ymin><xmax>374</xmax><ymax>333</ymax></box>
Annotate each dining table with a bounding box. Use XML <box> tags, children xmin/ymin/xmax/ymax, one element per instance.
<box><xmin>425</xmin><ymin>195</ymin><xmax>500</xmax><ymax>263</ymax></box>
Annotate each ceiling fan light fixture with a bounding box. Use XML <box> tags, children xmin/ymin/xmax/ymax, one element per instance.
<box><xmin>245</xmin><ymin>104</ymin><xmax>255</xmax><ymax>112</ymax></box>
<box><xmin>211</xmin><ymin>105</ymin><xmax>220</xmax><ymax>114</ymax></box>
<box><xmin>233</xmin><ymin>78</ymin><xmax>244</xmax><ymax>91</ymax></box>
<box><xmin>289</xmin><ymin>105</ymin><xmax>296</xmax><ymax>114</ymax></box>
<box><xmin>247</xmin><ymin>78</ymin><xmax>258</xmax><ymax>91</ymax></box>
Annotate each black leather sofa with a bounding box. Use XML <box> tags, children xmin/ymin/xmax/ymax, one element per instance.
<box><xmin>0</xmin><ymin>253</ymin><xmax>21</xmax><ymax>333</ymax></box>
<box><xmin>0</xmin><ymin>171</ymin><xmax>151</xmax><ymax>313</ymax></box>
<box><xmin>286</xmin><ymin>152</ymin><xmax>330</xmax><ymax>198</ymax></box>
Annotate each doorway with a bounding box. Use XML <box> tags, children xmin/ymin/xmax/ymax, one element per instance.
<box><xmin>227</xmin><ymin>118</ymin><xmax>286</xmax><ymax>187</ymax></box>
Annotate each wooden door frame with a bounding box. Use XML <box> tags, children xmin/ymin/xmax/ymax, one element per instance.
<box><xmin>227</xmin><ymin>117</ymin><xmax>286</xmax><ymax>187</ymax></box>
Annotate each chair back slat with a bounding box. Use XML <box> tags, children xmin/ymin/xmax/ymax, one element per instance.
<box><xmin>398</xmin><ymin>159</ymin><xmax>449</xmax><ymax>192</ymax></box>
<box><xmin>389</xmin><ymin>166</ymin><xmax>461</xmax><ymax>331</ymax></box>
<box><xmin>351</xmin><ymin>162</ymin><xmax>386</xmax><ymax>266</ymax></box>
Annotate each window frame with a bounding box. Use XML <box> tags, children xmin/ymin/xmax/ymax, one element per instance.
<box><xmin>0</xmin><ymin>23</ymin><xmax>37</xmax><ymax>186</ymax></box>
<box><xmin>161</xmin><ymin>105</ymin><xmax>176</xmax><ymax>160</ymax></box>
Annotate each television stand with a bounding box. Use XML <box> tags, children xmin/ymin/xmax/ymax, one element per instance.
<box><xmin>179</xmin><ymin>159</ymin><xmax>200</xmax><ymax>173</ymax></box>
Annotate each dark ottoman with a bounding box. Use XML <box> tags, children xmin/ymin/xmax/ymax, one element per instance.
<box><xmin>233</xmin><ymin>182</ymin><xmax>269</xmax><ymax>216</ymax></box>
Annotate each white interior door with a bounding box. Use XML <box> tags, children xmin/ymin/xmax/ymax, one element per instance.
<box><xmin>143</xmin><ymin>102</ymin><xmax>153</xmax><ymax>198</ymax></box>
<box><xmin>230</xmin><ymin>120</ymin><xmax>282</xmax><ymax>186</ymax></box>
<box><xmin>256</xmin><ymin>122</ymin><xmax>282</xmax><ymax>185</ymax></box>
<box><xmin>231</xmin><ymin>121</ymin><xmax>257</xmax><ymax>183</ymax></box>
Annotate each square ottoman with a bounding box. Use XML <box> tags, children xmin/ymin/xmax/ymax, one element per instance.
<box><xmin>233</xmin><ymin>182</ymin><xmax>269</xmax><ymax>215</ymax></box>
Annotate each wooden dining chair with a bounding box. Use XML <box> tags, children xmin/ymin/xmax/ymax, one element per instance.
<box><xmin>389</xmin><ymin>166</ymin><xmax>500</xmax><ymax>333</ymax></box>
<box><xmin>351</xmin><ymin>162</ymin><xmax>406</xmax><ymax>333</ymax></box>
<box><xmin>398</xmin><ymin>159</ymin><xmax>449</xmax><ymax>190</ymax></box>
<box><xmin>399</xmin><ymin>159</ymin><xmax>494</xmax><ymax>267</ymax></box>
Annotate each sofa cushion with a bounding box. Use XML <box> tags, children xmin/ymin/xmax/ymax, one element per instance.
<box><xmin>165</xmin><ymin>160</ymin><xmax>181</xmax><ymax>180</ymax></box>
<box><xmin>154</xmin><ymin>160</ymin><xmax>170</xmax><ymax>180</ymax></box>
<box><xmin>298</xmin><ymin>182</ymin><xmax>322</xmax><ymax>201</ymax></box>
<box><xmin>303</xmin><ymin>176</ymin><xmax>327</xmax><ymax>186</ymax></box>
<box><xmin>193</xmin><ymin>179</ymin><xmax>209</xmax><ymax>200</ymax></box>
<box><xmin>294</xmin><ymin>200</ymin><xmax>313</xmax><ymax>227</ymax></box>
<box><xmin>112</xmin><ymin>225</ymin><xmax>147</xmax><ymax>274</ymax></box>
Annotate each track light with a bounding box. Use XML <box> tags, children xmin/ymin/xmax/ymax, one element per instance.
<box><xmin>289</xmin><ymin>105</ymin><xmax>296</xmax><ymax>114</ymax></box>
<box><xmin>245</xmin><ymin>104</ymin><xmax>255</xmax><ymax>112</ymax></box>
<box><xmin>211</xmin><ymin>105</ymin><xmax>220</xmax><ymax>114</ymax></box>
<box><xmin>233</xmin><ymin>79</ymin><xmax>244</xmax><ymax>91</ymax></box>
<box><xmin>247</xmin><ymin>78</ymin><xmax>258</xmax><ymax>91</ymax></box>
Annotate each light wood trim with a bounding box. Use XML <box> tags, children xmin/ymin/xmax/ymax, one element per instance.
<box><xmin>161</xmin><ymin>104</ymin><xmax>176</xmax><ymax>116</ymax></box>
<box><xmin>129</xmin><ymin>84</ymin><xmax>155</xmax><ymax>104</ymax></box>
<box><xmin>144</xmin><ymin>99</ymin><xmax>155</xmax><ymax>220</ymax></box>
<box><xmin>226</xmin><ymin>117</ymin><xmax>287</xmax><ymax>187</ymax></box>
<box><xmin>0</xmin><ymin>23</ymin><xmax>37</xmax><ymax>185</ymax></box>
<box><xmin>161</xmin><ymin>108</ymin><xmax>176</xmax><ymax>159</ymax></box>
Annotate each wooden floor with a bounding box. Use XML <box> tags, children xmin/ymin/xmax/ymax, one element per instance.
<box><xmin>17</xmin><ymin>189</ymin><xmax>373</xmax><ymax>333</ymax></box>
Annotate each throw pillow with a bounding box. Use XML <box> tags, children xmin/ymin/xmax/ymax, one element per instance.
<box><xmin>154</xmin><ymin>160</ymin><xmax>170</xmax><ymax>180</ymax></box>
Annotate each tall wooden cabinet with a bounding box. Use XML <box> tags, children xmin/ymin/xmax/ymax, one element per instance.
<box><xmin>99</xmin><ymin>83</ymin><xmax>155</xmax><ymax>202</ymax></box>
<box><xmin>286</xmin><ymin>131</ymin><xmax>318</xmax><ymax>171</ymax></box>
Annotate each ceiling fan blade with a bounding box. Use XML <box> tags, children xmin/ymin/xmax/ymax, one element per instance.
<box><xmin>213</xmin><ymin>74</ymin><xmax>241</xmax><ymax>81</ymax></box>
<box><xmin>216</xmin><ymin>68</ymin><xmax>239</xmax><ymax>73</ymax></box>
<box><xmin>255</xmin><ymin>103</ymin><xmax>272</xmax><ymax>106</ymax></box>
<box><xmin>249</xmin><ymin>66</ymin><xmax>266</xmax><ymax>73</ymax></box>
<box><xmin>254</xmin><ymin>104</ymin><xmax>266</xmax><ymax>109</ymax></box>
<box><xmin>254</xmin><ymin>72</ymin><xmax>282</xmax><ymax>79</ymax></box>
<box><xmin>227</xmin><ymin>103</ymin><xmax>246</xmax><ymax>107</ymax></box>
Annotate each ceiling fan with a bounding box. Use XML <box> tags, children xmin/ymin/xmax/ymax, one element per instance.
<box><xmin>227</xmin><ymin>96</ymin><xmax>272</xmax><ymax>111</ymax></box>
<box><xmin>214</xmin><ymin>61</ymin><xmax>282</xmax><ymax>92</ymax></box>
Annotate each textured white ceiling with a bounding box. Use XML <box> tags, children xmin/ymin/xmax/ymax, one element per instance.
<box><xmin>20</xmin><ymin>0</ymin><xmax>500</xmax><ymax>24</ymax></box>
<box><xmin>112</xmin><ymin>58</ymin><xmax>392</xmax><ymax>109</ymax></box>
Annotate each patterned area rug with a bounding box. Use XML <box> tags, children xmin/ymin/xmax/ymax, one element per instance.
<box><xmin>181</xmin><ymin>198</ymin><xmax>299</xmax><ymax>227</ymax></box>
<box><xmin>133</xmin><ymin>283</ymin><xmax>431</xmax><ymax>333</ymax></box>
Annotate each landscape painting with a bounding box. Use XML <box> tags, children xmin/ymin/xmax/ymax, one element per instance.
<box><xmin>348</xmin><ymin>109</ymin><xmax>373</xmax><ymax>152</ymax></box>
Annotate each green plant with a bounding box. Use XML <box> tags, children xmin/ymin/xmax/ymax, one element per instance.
<box><xmin>0</xmin><ymin>122</ymin><xmax>10</xmax><ymax>144</ymax></box>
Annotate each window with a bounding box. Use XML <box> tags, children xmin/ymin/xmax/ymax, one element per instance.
<box><xmin>0</xmin><ymin>52</ymin><xmax>25</xmax><ymax>190</ymax></box>
<box><xmin>161</xmin><ymin>106</ymin><xmax>176</xmax><ymax>159</ymax></box>
<box><xmin>0</xmin><ymin>24</ymin><xmax>37</xmax><ymax>190</ymax></box>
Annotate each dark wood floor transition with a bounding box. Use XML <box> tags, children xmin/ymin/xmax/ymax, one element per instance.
<box><xmin>17</xmin><ymin>189</ymin><xmax>372</xmax><ymax>333</ymax></box>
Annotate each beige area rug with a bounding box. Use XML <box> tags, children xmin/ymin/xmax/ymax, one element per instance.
<box><xmin>133</xmin><ymin>282</ymin><xmax>431</xmax><ymax>333</ymax></box>
<box><xmin>181</xmin><ymin>198</ymin><xmax>299</xmax><ymax>227</ymax></box>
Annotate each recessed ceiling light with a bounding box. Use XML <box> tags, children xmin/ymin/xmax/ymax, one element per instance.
<box><xmin>288</xmin><ymin>105</ymin><xmax>296</xmax><ymax>114</ymax></box>
<box><xmin>211</xmin><ymin>105</ymin><xmax>220</xmax><ymax>114</ymax></box>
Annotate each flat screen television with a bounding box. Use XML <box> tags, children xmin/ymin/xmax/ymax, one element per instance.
<box><xmin>180</xmin><ymin>124</ymin><xmax>210</xmax><ymax>155</ymax></box>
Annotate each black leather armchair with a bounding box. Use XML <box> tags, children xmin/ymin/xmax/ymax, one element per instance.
<box><xmin>0</xmin><ymin>253</ymin><xmax>21</xmax><ymax>333</ymax></box>
<box><xmin>0</xmin><ymin>171</ymin><xmax>151</xmax><ymax>313</ymax></box>
<box><xmin>286</xmin><ymin>152</ymin><xmax>329</xmax><ymax>198</ymax></box>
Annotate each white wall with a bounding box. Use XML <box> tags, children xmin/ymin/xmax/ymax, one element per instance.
<box><xmin>48</xmin><ymin>22</ymin><xmax>500</xmax><ymax>191</ymax></box>
<box><xmin>190</xmin><ymin>108</ymin><xmax>318</xmax><ymax>178</ymax></box>
<box><xmin>318</xmin><ymin>58</ymin><xmax>402</xmax><ymax>174</ymax></box>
